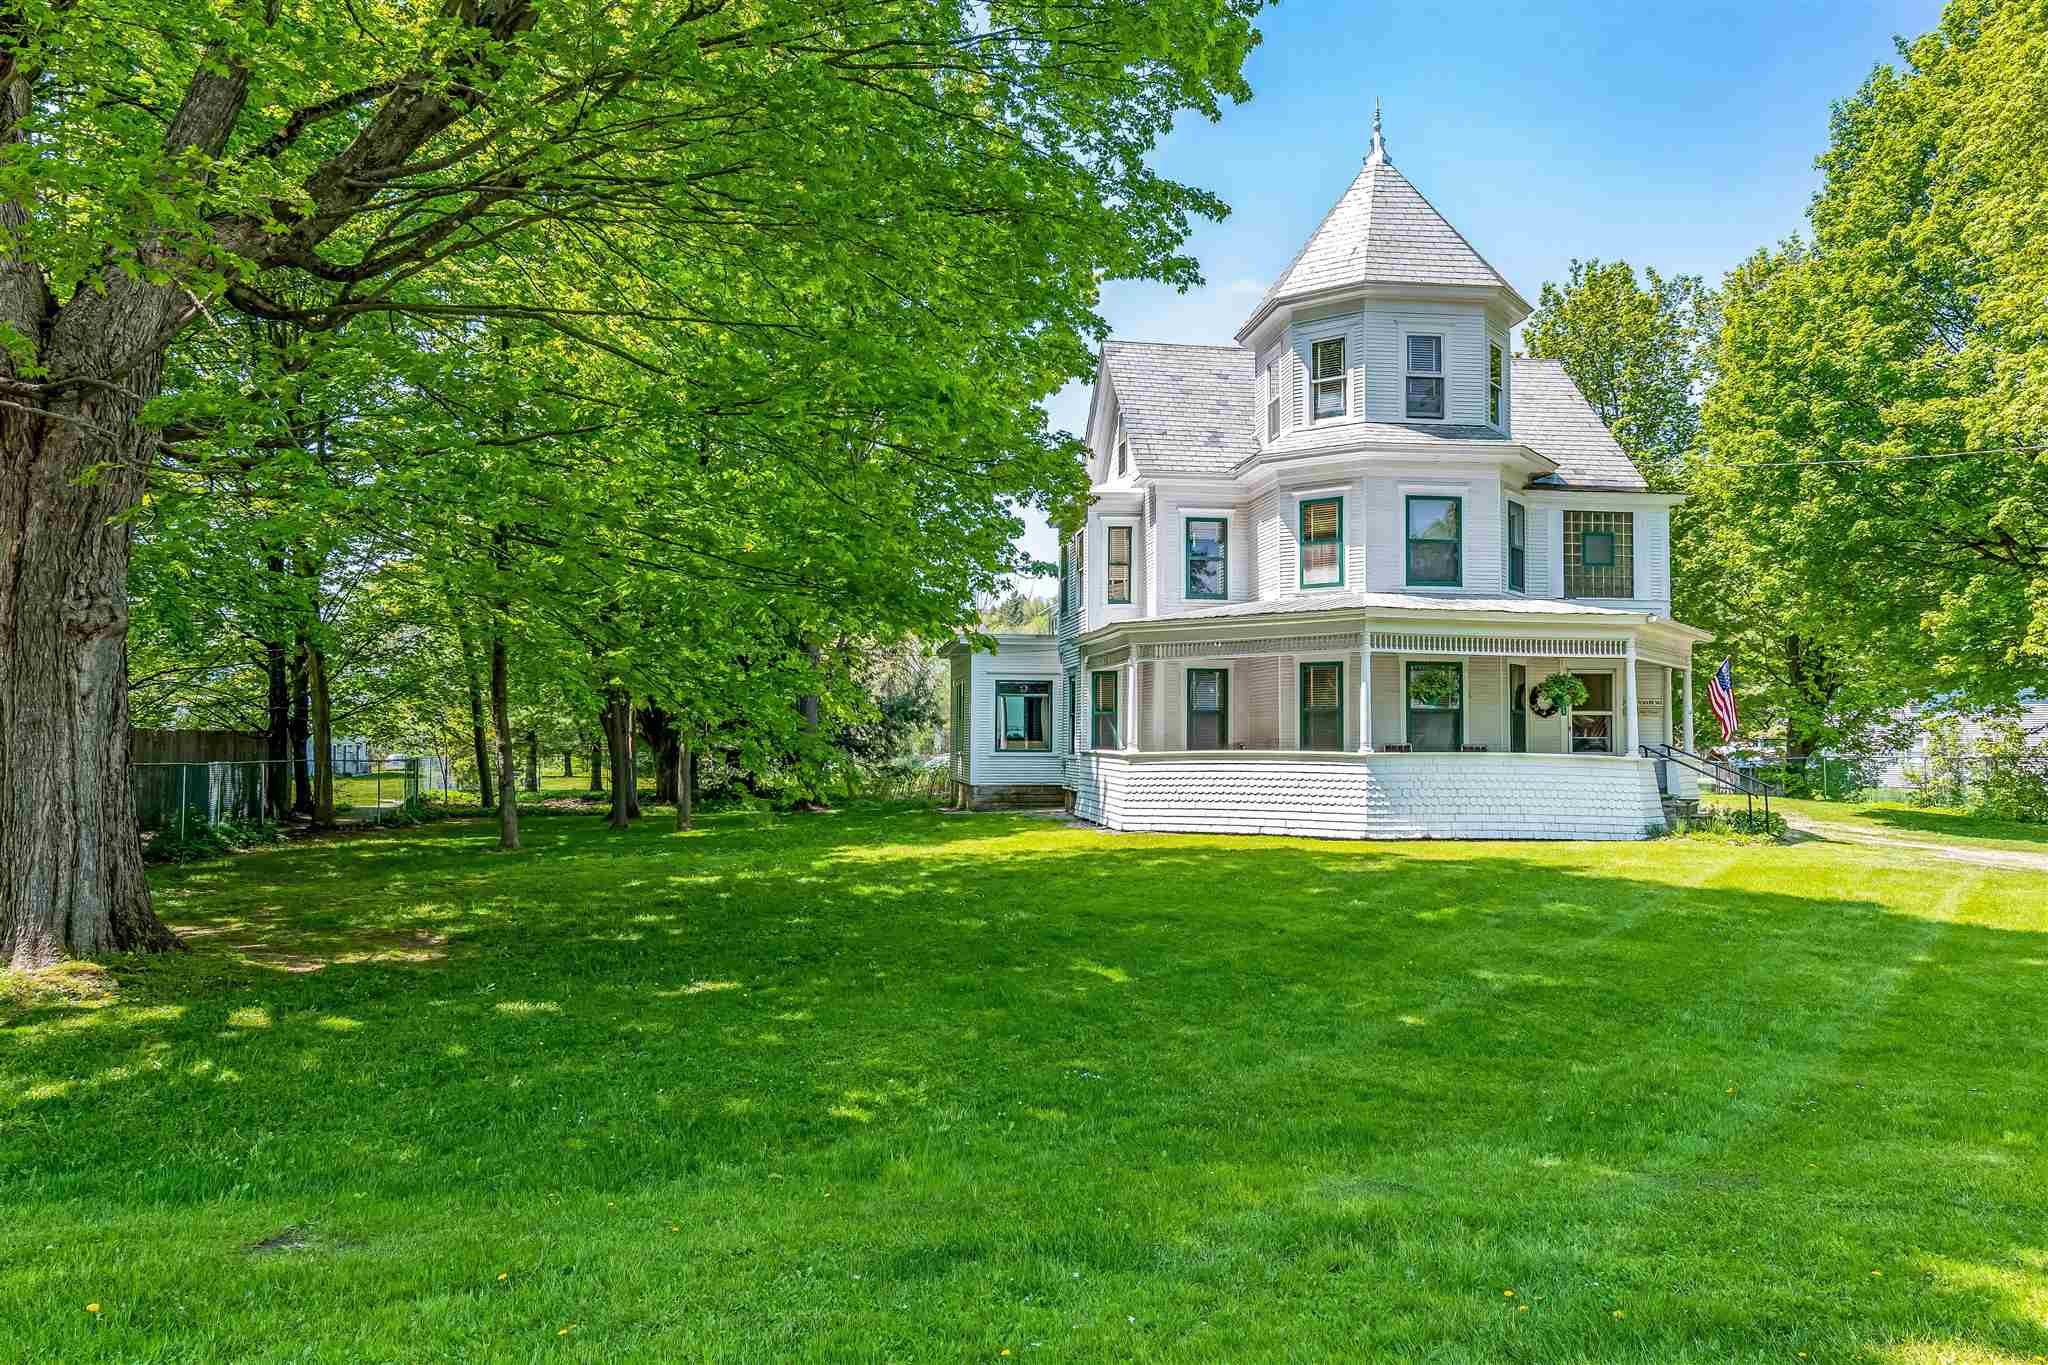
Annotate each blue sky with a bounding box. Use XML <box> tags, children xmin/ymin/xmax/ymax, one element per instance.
<box><xmin>1012</xmin><ymin>0</ymin><xmax>1943</xmax><ymax>582</ymax></box>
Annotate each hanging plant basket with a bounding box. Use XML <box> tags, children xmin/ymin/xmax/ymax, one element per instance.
<box><xmin>1528</xmin><ymin>672</ymin><xmax>1590</xmax><ymax>719</ymax></box>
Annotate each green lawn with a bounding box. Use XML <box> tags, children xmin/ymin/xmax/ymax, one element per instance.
<box><xmin>1713</xmin><ymin>795</ymin><xmax>2048</xmax><ymax>857</ymax></box>
<box><xmin>5</xmin><ymin>806</ymin><xmax>2046</xmax><ymax>1363</ymax></box>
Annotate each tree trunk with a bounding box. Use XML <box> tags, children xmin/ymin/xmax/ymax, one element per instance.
<box><xmin>289</xmin><ymin>636</ymin><xmax>313</xmax><ymax>816</ymax></box>
<box><xmin>605</xmin><ymin>693</ymin><xmax>632</xmax><ymax>829</ymax></box>
<box><xmin>675</xmin><ymin>738</ymin><xmax>692</xmax><ymax>831</ymax></box>
<box><xmin>456</xmin><ymin>615</ymin><xmax>492</xmax><ymax>809</ymax></box>
<box><xmin>264</xmin><ymin>633</ymin><xmax>290</xmax><ymax>820</ymax></box>
<box><xmin>624</xmin><ymin>710</ymin><xmax>642</xmax><ymax>820</ymax></box>
<box><xmin>562</xmin><ymin>750</ymin><xmax>573</xmax><ymax>777</ymax></box>
<box><xmin>491</xmin><ymin>632</ymin><xmax>519</xmax><ymax>851</ymax></box>
<box><xmin>0</xmin><ymin>403</ymin><xmax>182</xmax><ymax>965</ymax></box>
<box><xmin>308</xmin><ymin>644</ymin><xmax>336</xmax><ymax>826</ymax></box>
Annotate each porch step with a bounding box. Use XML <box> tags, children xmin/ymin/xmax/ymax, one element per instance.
<box><xmin>1661</xmin><ymin>797</ymin><xmax>1700</xmax><ymax>827</ymax></box>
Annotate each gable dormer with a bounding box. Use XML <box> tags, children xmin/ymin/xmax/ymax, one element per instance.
<box><xmin>1239</xmin><ymin>110</ymin><xmax>1529</xmax><ymax>446</ymax></box>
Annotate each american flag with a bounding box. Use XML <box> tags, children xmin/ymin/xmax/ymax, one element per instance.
<box><xmin>1708</xmin><ymin>657</ymin><xmax>1738</xmax><ymax>743</ymax></box>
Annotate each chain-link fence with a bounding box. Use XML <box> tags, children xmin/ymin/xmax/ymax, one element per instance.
<box><xmin>132</xmin><ymin>757</ymin><xmax>429</xmax><ymax>835</ymax></box>
<box><xmin>1709</xmin><ymin>750</ymin><xmax>2048</xmax><ymax>803</ymax></box>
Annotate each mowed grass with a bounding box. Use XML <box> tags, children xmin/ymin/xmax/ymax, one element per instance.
<box><xmin>1722</xmin><ymin>796</ymin><xmax>2048</xmax><ymax>857</ymax></box>
<box><xmin>4</xmin><ymin>806</ymin><xmax>2046</xmax><ymax>1363</ymax></box>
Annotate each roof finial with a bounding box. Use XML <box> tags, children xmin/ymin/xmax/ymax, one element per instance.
<box><xmin>1367</xmin><ymin>98</ymin><xmax>1387</xmax><ymax>164</ymax></box>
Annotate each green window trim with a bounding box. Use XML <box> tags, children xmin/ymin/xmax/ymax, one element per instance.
<box><xmin>1404</xmin><ymin>494</ymin><xmax>1463</xmax><ymax>588</ymax></box>
<box><xmin>1186</xmin><ymin>667</ymin><xmax>1230</xmax><ymax>750</ymax></box>
<box><xmin>1185</xmin><ymin>517</ymin><xmax>1227</xmax><ymax>601</ymax></box>
<box><xmin>1582</xmin><ymin>529</ymin><xmax>1616</xmax><ymax>568</ymax></box>
<box><xmin>1298</xmin><ymin>660</ymin><xmax>1344</xmax><ymax>752</ymax></box>
<box><xmin>1089</xmin><ymin>670</ymin><xmax>1121</xmax><ymax>750</ymax></box>
<box><xmin>1298</xmin><ymin>496</ymin><xmax>1345</xmax><ymax>589</ymax></box>
<box><xmin>1404</xmin><ymin>661</ymin><xmax>1465</xmax><ymax>752</ymax></box>
<box><xmin>1106</xmin><ymin>524</ymin><xmax>1133</xmax><ymax>604</ymax></box>
<box><xmin>1064</xmin><ymin>669</ymin><xmax>1077</xmax><ymax>753</ymax></box>
<box><xmin>1506</xmin><ymin>499</ymin><xmax>1526</xmax><ymax>593</ymax></box>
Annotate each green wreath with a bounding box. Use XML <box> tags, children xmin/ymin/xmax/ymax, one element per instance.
<box><xmin>1528</xmin><ymin>672</ymin><xmax>1590</xmax><ymax>719</ymax></box>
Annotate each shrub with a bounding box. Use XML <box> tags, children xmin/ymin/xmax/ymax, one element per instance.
<box><xmin>1967</xmin><ymin>722</ymin><xmax>2048</xmax><ymax>824</ymax></box>
<box><xmin>1665</xmin><ymin>807</ymin><xmax>1787</xmax><ymax>844</ymax></box>
<box><xmin>143</xmin><ymin>813</ymin><xmax>285</xmax><ymax>865</ymax></box>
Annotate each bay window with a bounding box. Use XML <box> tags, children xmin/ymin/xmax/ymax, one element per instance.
<box><xmin>1405</xmin><ymin>662</ymin><xmax>1464</xmax><ymax>752</ymax></box>
<box><xmin>1299</xmin><ymin>497</ymin><xmax>1344</xmax><ymax>588</ymax></box>
<box><xmin>1186</xmin><ymin>517</ymin><xmax>1227</xmax><ymax>600</ymax></box>
<box><xmin>1299</xmin><ymin>661</ymin><xmax>1343</xmax><ymax>751</ymax></box>
<box><xmin>1405</xmin><ymin>495</ymin><xmax>1462</xmax><ymax>587</ymax></box>
<box><xmin>1406</xmin><ymin>333</ymin><xmax>1444</xmax><ymax>420</ymax></box>
<box><xmin>1090</xmin><ymin>671</ymin><xmax>1120</xmax><ymax>749</ymax></box>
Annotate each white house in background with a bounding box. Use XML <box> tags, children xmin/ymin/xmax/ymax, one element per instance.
<box><xmin>948</xmin><ymin>112</ymin><xmax>1711</xmax><ymax>838</ymax></box>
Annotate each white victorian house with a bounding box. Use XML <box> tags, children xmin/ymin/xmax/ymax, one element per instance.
<box><xmin>947</xmin><ymin>117</ymin><xmax>1710</xmax><ymax>839</ymax></box>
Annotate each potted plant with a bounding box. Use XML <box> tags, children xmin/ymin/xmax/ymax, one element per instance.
<box><xmin>1528</xmin><ymin>672</ymin><xmax>1590</xmax><ymax>719</ymax></box>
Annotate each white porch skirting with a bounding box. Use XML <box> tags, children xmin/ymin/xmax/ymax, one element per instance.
<box><xmin>1070</xmin><ymin>751</ymin><xmax>1666</xmax><ymax>841</ymax></box>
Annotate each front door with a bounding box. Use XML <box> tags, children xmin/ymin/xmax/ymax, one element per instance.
<box><xmin>1187</xmin><ymin>668</ymin><xmax>1229</xmax><ymax>749</ymax></box>
<box><xmin>1509</xmin><ymin>664</ymin><xmax>1527</xmax><ymax>753</ymax></box>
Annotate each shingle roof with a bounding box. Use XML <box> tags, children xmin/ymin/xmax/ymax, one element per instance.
<box><xmin>1251</xmin><ymin>146</ymin><xmax>1515</xmax><ymax>322</ymax></box>
<box><xmin>1099</xmin><ymin>346</ymin><xmax>1642</xmax><ymax>488</ymax></box>
<box><xmin>1100</xmin><ymin>341</ymin><xmax>1257</xmax><ymax>476</ymax></box>
<box><xmin>1510</xmin><ymin>359</ymin><xmax>1647</xmax><ymax>490</ymax></box>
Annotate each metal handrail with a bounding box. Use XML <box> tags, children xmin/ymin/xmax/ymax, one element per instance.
<box><xmin>1638</xmin><ymin>743</ymin><xmax>1780</xmax><ymax>819</ymax></box>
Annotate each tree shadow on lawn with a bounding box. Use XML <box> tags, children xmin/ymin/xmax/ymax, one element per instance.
<box><xmin>4</xmin><ymin>807</ymin><xmax>2046</xmax><ymax>1359</ymax></box>
<box><xmin>1849</xmin><ymin>803</ymin><xmax>2048</xmax><ymax>848</ymax></box>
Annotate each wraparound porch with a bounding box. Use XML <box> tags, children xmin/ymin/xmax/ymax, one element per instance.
<box><xmin>1070</xmin><ymin>749</ymin><xmax>1666</xmax><ymax>841</ymax></box>
<box><xmin>1057</xmin><ymin>612</ymin><xmax>1710</xmax><ymax>838</ymax></box>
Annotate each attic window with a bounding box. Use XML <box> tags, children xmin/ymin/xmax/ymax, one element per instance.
<box><xmin>1115</xmin><ymin>418</ymin><xmax>1128</xmax><ymax>477</ymax></box>
<box><xmin>1311</xmin><ymin>338</ymin><xmax>1347</xmax><ymax>420</ymax></box>
<box><xmin>1406</xmin><ymin>334</ymin><xmax>1444</xmax><ymax>420</ymax></box>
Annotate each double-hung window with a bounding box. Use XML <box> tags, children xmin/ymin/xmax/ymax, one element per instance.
<box><xmin>1506</xmin><ymin>500</ymin><xmax>1526</xmax><ymax>592</ymax></box>
<box><xmin>1311</xmin><ymin>337</ymin><xmax>1347</xmax><ymax>420</ymax></box>
<box><xmin>1265</xmin><ymin>357</ymin><xmax>1283</xmax><ymax>440</ymax></box>
<box><xmin>1058</xmin><ymin>541</ymin><xmax>1070</xmax><ymax>614</ymax></box>
<box><xmin>1488</xmin><ymin>342</ymin><xmax>1505</xmax><ymax>426</ymax></box>
<box><xmin>1405</xmin><ymin>495</ymin><xmax>1462</xmax><ymax>587</ymax></box>
<box><xmin>1186</xmin><ymin>668</ymin><xmax>1229</xmax><ymax>749</ymax></box>
<box><xmin>1106</xmin><ymin>525</ymin><xmax>1133</xmax><ymax>604</ymax></box>
<box><xmin>1186</xmin><ymin>517</ymin><xmax>1227</xmax><ymax>600</ymax></box>
<box><xmin>1299</xmin><ymin>662</ymin><xmax>1343</xmax><ymax>751</ymax></box>
<box><xmin>1299</xmin><ymin>497</ymin><xmax>1344</xmax><ymax>588</ymax></box>
<box><xmin>1563</xmin><ymin>510</ymin><xmax>1635</xmax><ymax>597</ymax></box>
<box><xmin>994</xmin><ymin>681</ymin><xmax>1051</xmax><ymax>752</ymax></box>
<box><xmin>1090</xmin><ymin>671</ymin><xmax>1120</xmax><ymax>749</ymax></box>
<box><xmin>1405</xmin><ymin>662</ymin><xmax>1464</xmax><ymax>752</ymax></box>
<box><xmin>1569</xmin><ymin>671</ymin><xmax>1614</xmax><ymax>753</ymax></box>
<box><xmin>1406</xmin><ymin>334</ymin><xmax>1445</xmax><ymax>420</ymax></box>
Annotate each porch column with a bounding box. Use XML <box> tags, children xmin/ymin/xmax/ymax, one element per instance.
<box><xmin>1684</xmin><ymin>663</ymin><xmax>1696</xmax><ymax>753</ymax></box>
<box><xmin>1357</xmin><ymin>643</ymin><xmax>1372</xmax><ymax>752</ymax></box>
<box><xmin>1124</xmin><ymin>659</ymin><xmax>1139</xmax><ymax>752</ymax></box>
<box><xmin>1624</xmin><ymin>640</ymin><xmax>1640</xmax><ymax>756</ymax></box>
